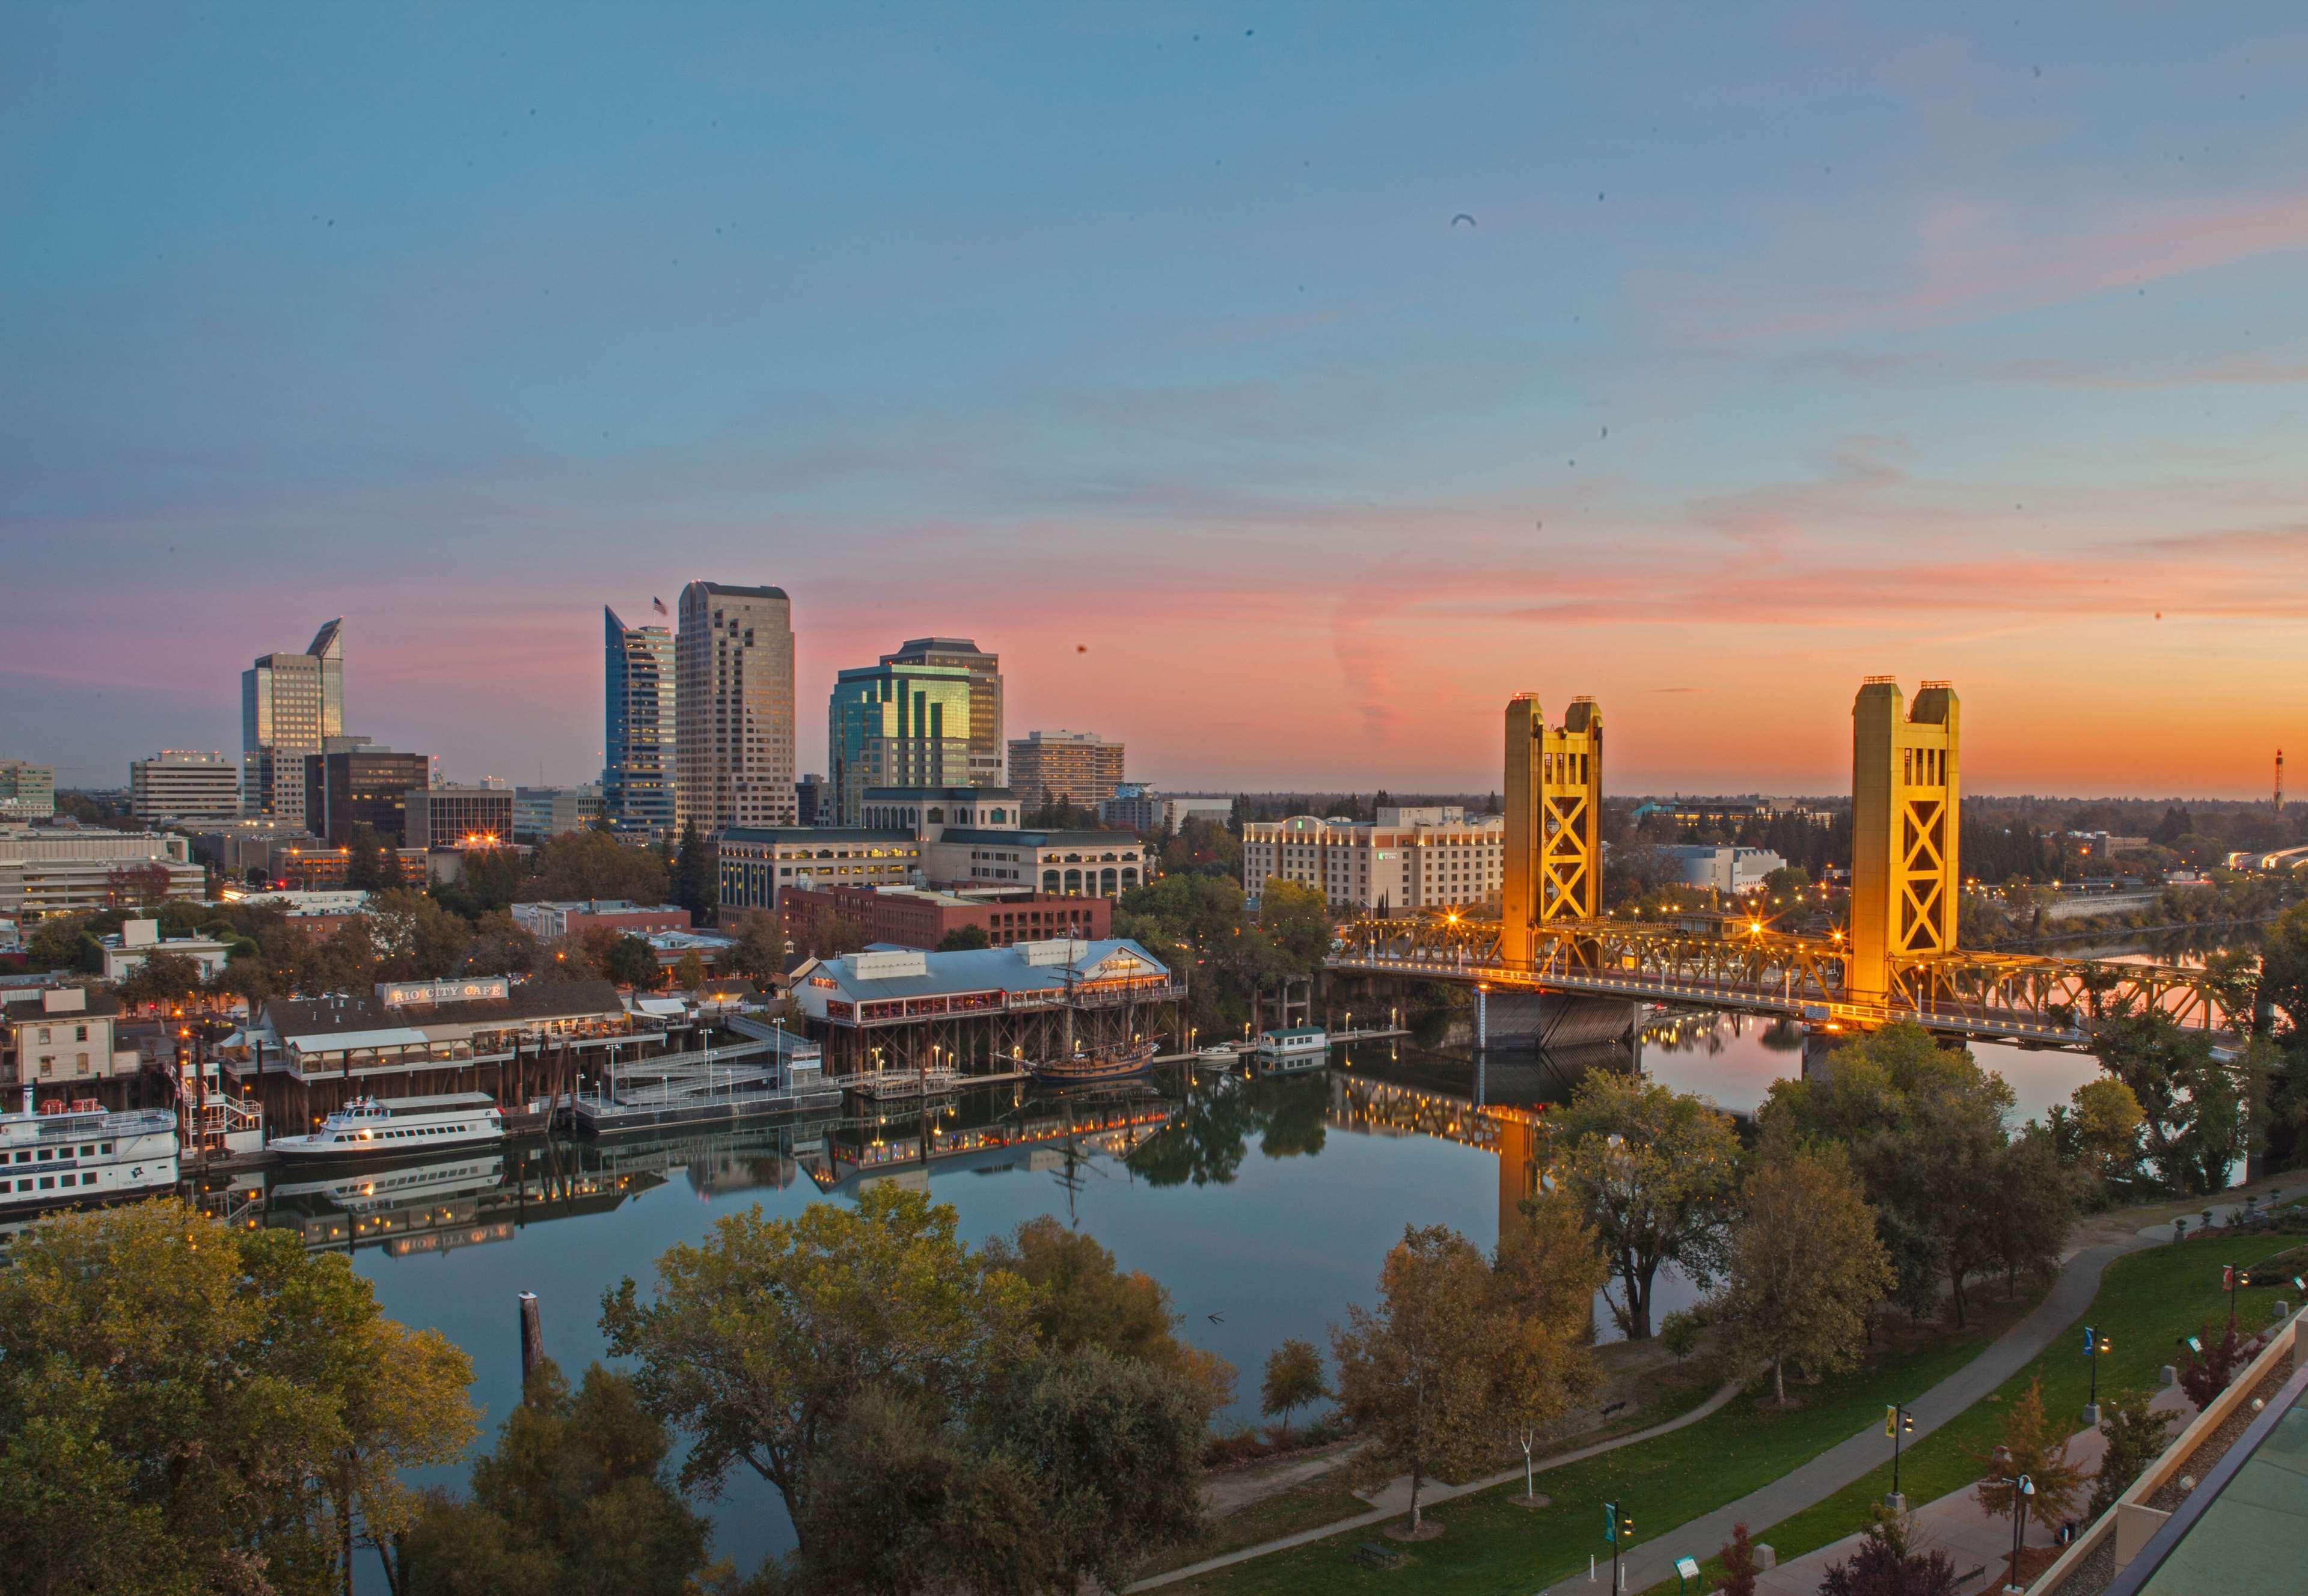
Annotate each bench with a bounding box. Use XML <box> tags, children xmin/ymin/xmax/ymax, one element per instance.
<box><xmin>1353</xmin><ymin>1541</ymin><xmax>1407</xmax><ymax>1570</ymax></box>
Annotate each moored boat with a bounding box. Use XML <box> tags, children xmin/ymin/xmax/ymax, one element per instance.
<box><xmin>269</xmin><ymin>1092</ymin><xmax>504</xmax><ymax>1160</ymax></box>
<box><xmin>1026</xmin><ymin>1038</ymin><xmax>1159</xmax><ymax>1086</ymax></box>
<box><xmin>0</xmin><ymin>1087</ymin><xmax>179</xmax><ymax>1209</ymax></box>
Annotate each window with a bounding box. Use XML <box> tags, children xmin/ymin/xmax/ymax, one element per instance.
<box><xmin>75</xmin><ymin>1024</ymin><xmax>88</xmax><ymax>1042</ymax></box>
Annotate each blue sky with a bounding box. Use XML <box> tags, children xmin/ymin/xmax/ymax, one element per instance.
<box><xmin>5</xmin><ymin>4</ymin><xmax>2306</xmax><ymax>795</ymax></box>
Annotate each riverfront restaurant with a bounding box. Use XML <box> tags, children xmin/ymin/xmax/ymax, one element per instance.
<box><xmin>786</xmin><ymin>938</ymin><xmax>1183</xmax><ymax>1076</ymax></box>
<box><xmin>224</xmin><ymin>974</ymin><xmax>674</xmax><ymax>1131</ymax></box>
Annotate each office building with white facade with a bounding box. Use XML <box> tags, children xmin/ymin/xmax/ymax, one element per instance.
<box><xmin>130</xmin><ymin>751</ymin><xmax>240</xmax><ymax>825</ymax></box>
<box><xmin>0</xmin><ymin>762</ymin><xmax>56</xmax><ymax>821</ymax></box>
<box><xmin>241</xmin><ymin>619</ymin><xmax>344</xmax><ymax>822</ymax></box>
<box><xmin>675</xmin><ymin>583</ymin><xmax>796</xmax><ymax>833</ymax></box>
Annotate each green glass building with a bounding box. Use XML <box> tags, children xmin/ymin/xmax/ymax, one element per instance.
<box><xmin>827</xmin><ymin>662</ymin><xmax>972</xmax><ymax>825</ymax></box>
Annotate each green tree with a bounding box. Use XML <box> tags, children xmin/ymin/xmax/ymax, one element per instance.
<box><xmin>1331</xmin><ymin>1225</ymin><xmax>1499</xmax><ymax>1533</ymax></box>
<box><xmin>672</xmin><ymin>950</ymin><xmax>708</xmax><ymax>991</ymax></box>
<box><xmin>2088</xmin><ymin>1386</ymin><xmax>2179</xmax><ymax>1519</ymax></box>
<box><xmin>600</xmin><ymin>1184</ymin><xmax>1034</xmax><ymax>1544</ymax></box>
<box><xmin>671</xmin><ymin>821</ymin><xmax>715</xmax><ymax>923</ymax></box>
<box><xmin>2092</xmin><ymin>1010</ymin><xmax>2265</xmax><ymax>1195</ymax></box>
<box><xmin>723</xmin><ymin>908</ymin><xmax>788</xmax><ymax>982</ymax></box>
<box><xmin>1971</xmin><ymin>1377</ymin><xmax>2087</xmax><ymax>1539</ymax></box>
<box><xmin>0</xmin><ymin>1200</ymin><xmax>475</xmax><ymax>1596</ymax></box>
<box><xmin>344</xmin><ymin>822</ymin><xmax>402</xmax><ymax>891</ymax></box>
<box><xmin>606</xmin><ymin>934</ymin><xmax>662</xmax><ymax>989</ymax></box>
<box><xmin>1721</xmin><ymin>1146</ymin><xmax>1894</xmax><ymax>1404</ymax></box>
<box><xmin>1255</xmin><ymin>878</ymin><xmax>1333</xmax><ymax>976</ymax></box>
<box><xmin>462</xmin><ymin>910</ymin><xmax>540</xmax><ymax>977</ymax></box>
<box><xmin>979</xmin><ymin>1215</ymin><xmax>1236</xmax><ymax>1414</ymax></box>
<box><xmin>530</xmin><ymin>829</ymin><xmax>670</xmax><ymax>905</ymax></box>
<box><xmin>114</xmin><ymin>949</ymin><xmax>206</xmax><ymax>1010</ymax></box>
<box><xmin>1659</xmin><ymin>1310</ymin><xmax>1701</xmax><ymax>1365</ymax></box>
<box><xmin>1260</xmin><ymin>1338</ymin><xmax>1328</xmax><ymax>1444</ymax></box>
<box><xmin>23</xmin><ymin>914</ymin><xmax>103</xmax><ymax>974</ymax></box>
<box><xmin>1554</xmin><ymin>1072</ymin><xmax>1741</xmax><ymax>1339</ymax></box>
<box><xmin>937</xmin><ymin>923</ymin><xmax>992</xmax><ymax>950</ymax></box>
<box><xmin>397</xmin><ymin>1359</ymin><xmax>712</xmax><ymax>1596</ymax></box>
<box><xmin>366</xmin><ymin>888</ymin><xmax>475</xmax><ymax>979</ymax></box>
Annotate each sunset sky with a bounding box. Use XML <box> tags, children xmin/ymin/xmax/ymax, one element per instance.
<box><xmin>5</xmin><ymin>5</ymin><xmax>2304</xmax><ymax>798</ymax></box>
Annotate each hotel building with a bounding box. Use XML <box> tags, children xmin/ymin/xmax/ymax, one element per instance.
<box><xmin>1241</xmin><ymin>806</ymin><xmax>1505</xmax><ymax>912</ymax></box>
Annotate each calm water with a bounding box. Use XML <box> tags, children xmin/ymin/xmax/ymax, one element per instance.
<box><xmin>275</xmin><ymin>980</ymin><xmax>2182</xmax><ymax>1586</ymax></box>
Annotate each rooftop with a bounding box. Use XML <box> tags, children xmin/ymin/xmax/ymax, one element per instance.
<box><xmin>797</xmin><ymin>937</ymin><xmax>1171</xmax><ymax>1005</ymax></box>
<box><xmin>691</xmin><ymin>581</ymin><xmax>789</xmax><ymax>602</ymax></box>
<box><xmin>938</xmin><ymin>827</ymin><xmax>1140</xmax><ymax>848</ymax></box>
<box><xmin>260</xmin><ymin>977</ymin><xmax>623</xmax><ymax>1044</ymax></box>
<box><xmin>717</xmin><ymin>827</ymin><xmax>916</xmax><ymax>845</ymax></box>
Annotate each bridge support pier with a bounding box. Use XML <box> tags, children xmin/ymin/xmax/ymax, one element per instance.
<box><xmin>1801</xmin><ymin>1027</ymin><xmax>1843</xmax><ymax>1083</ymax></box>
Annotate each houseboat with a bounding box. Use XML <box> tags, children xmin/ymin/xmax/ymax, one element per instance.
<box><xmin>1253</xmin><ymin>1026</ymin><xmax>1330</xmax><ymax>1068</ymax></box>
<box><xmin>0</xmin><ymin>1087</ymin><xmax>180</xmax><ymax>1210</ymax></box>
<box><xmin>269</xmin><ymin>1092</ymin><xmax>504</xmax><ymax>1161</ymax></box>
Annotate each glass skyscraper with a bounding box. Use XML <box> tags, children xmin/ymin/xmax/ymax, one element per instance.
<box><xmin>602</xmin><ymin>606</ymin><xmax>675</xmax><ymax>838</ymax></box>
<box><xmin>241</xmin><ymin>618</ymin><xmax>344</xmax><ymax>821</ymax></box>
<box><xmin>827</xmin><ymin>661</ymin><xmax>973</xmax><ymax>825</ymax></box>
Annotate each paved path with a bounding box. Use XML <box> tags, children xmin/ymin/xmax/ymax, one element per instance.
<box><xmin>1127</xmin><ymin>1378</ymin><xmax>1745</xmax><ymax>1592</ymax></box>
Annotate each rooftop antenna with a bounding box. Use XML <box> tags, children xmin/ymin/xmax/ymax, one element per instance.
<box><xmin>2278</xmin><ymin>750</ymin><xmax>2286</xmax><ymax>813</ymax></box>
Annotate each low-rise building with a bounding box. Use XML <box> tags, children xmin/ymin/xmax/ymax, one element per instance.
<box><xmin>715</xmin><ymin>828</ymin><xmax>923</xmax><ymax>914</ymax></box>
<box><xmin>789</xmin><ymin>938</ymin><xmax>1180</xmax><ymax>1074</ymax></box>
<box><xmin>859</xmin><ymin>785</ymin><xmax>1020</xmax><ymax>836</ymax></box>
<box><xmin>406</xmin><ymin>786</ymin><xmax>515</xmax><ymax>849</ymax></box>
<box><xmin>268</xmin><ymin>839</ymin><xmax>427</xmax><ymax>890</ymax></box>
<box><xmin>512</xmin><ymin>784</ymin><xmax>604</xmax><ymax>842</ymax></box>
<box><xmin>778</xmin><ymin>884</ymin><xmax>1110</xmax><ymax>950</ymax></box>
<box><xmin>924</xmin><ymin>828</ymin><xmax>1146</xmax><ymax>897</ymax></box>
<box><xmin>641</xmin><ymin>926</ymin><xmax>738</xmax><ymax>973</ymax></box>
<box><xmin>100</xmin><ymin>919</ymin><xmax>233</xmax><ymax>983</ymax></box>
<box><xmin>0</xmin><ymin>762</ymin><xmax>57</xmax><ymax>821</ymax></box>
<box><xmin>0</xmin><ymin>827</ymin><xmax>207</xmax><ymax>920</ymax></box>
<box><xmin>130</xmin><ymin>750</ymin><xmax>241</xmax><ymax>825</ymax></box>
<box><xmin>2</xmin><ymin>985</ymin><xmax>138</xmax><ymax>1089</ymax></box>
<box><xmin>510</xmin><ymin>900</ymin><xmax>693</xmax><ymax>941</ymax></box>
<box><xmin>302</xmin><ymin>744</ymin><xmax>431</xmax><ymax>846</ymax></box>
<box><xmin>1657</xmin><ymin>844</ymin><xmax>1788</xmax><ymax>894</ymax></box>
<box><xmin>213</xmin><ymin>887</ymin><xmax>371</xmax><ymax>939</ymax></box>
<box><xmin>1243</xmin><ymin>807</ymin><xmax>1503</xmax><ymax>912</ymax></box>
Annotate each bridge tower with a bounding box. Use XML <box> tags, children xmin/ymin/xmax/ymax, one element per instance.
<box><xmin>1849</xmin><ymin>679</ymin><xmax>1961</xmax><ymax>999</ymax></box>
<box><xmin>1502</xmin><ymin>694</ymin><xmax>1603</xmax><ymax>965</ymax></box>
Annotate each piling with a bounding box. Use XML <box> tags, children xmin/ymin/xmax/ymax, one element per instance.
<box><xmin>519</xmin><ymin>1291</ymin><xmax>544</xmax><ymax>1386</ymax></box>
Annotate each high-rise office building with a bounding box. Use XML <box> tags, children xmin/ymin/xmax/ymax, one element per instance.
<box><xmin>302</xmin><ymin>744</ymin><xmax>429</xmax><ymax>846</ymax></box>
<box><xmin>1008</xmin><ymin>730</ymin><xmax>1125</xmax><ymax>812</ymax></box>
<box><xmin>675</xmin><ymin>582</ymin><xmax>796</xmax><ymax>834</ymax></box>
<box><xmin>881</xmin><ymin>638</ymin><xmax>1003</xmax><ymax>785</ymax></box>
<box><xmin>130</xmin><ymin>751</ymin><xmax>240</xmax><ymax>824</ymax></box>
<box><xmin>827</xmin><ymin>662</ymin><xmax>973</xmax><ymax>826</ymax></box>
<box><xmin>0</xmin><ymin>761</ymin><xmax>56</xmax><ymax>820</ymax></box>
<box><xmin>603</xmin><ymin>607</ymin><xmax>676</xmax><ymax>837</ymax></box>
<box><xmin>242</xmin><ymin>619</ymin><xmax>344</xmax><ymax>821</ymax></box>
<box><xmin>794</xmin><ymin>772</ymin><xmax>827</xmax><ymax>827</ymax></box>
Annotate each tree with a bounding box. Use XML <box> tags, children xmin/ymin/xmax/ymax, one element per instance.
<box><xmin>1331</xmin><ymin>1225</ymin><xmax>1499</xmax><ymax>1533</ymax></box>
<box><xmin>788</xmin><ymin>902</ymin><xmax>869</xmax><ymax>961</ymax></box>
<box><xmin>397</xmin><ymin>1359</ymin><xmax>713</xmax><ymax>1596</ymax></box>
<box><xmin>344</xmin><ymin>822</ymin><xmax>402</xmax><ymax>891</ymax></box>
<box><xmin>2067</xmin><ymin>1077</ymin><xmax>2147</xmax><ymax>1181</ymax></box>
<box><xmin>2093</xmin><ymin>1012</ymin><xmax>2267</xmax><ymax>1196</ymax></box>
<box><xmin>937</xmin><ymin>923</ymin><xmax>992</xmax><ymax>951</ymax></box>
<box><xmin>1659</xmin><ymin>1310</ymin><xmax>1701</xmax><ymax>1365</ymax></box>
<box><xmin>2176</xmin><ymin>1321</ymin><xmax>2252</xmax><ymax>1408</ymax></box>
<box><xmin>462</xmin><ymin>910</ymin><xmax>540</xmax><ymax>977</ymax></box>
<box><xmin>672</xmin><ymin>950</ymin><xmax>708</xmax><ymax>991</ymax></box>
<box><xmin>606</xmin><ymin>934</ymin><xmax>662</xmax><ymax>989</ymax></box>
<box><xmin>670</xmin><ymin>821</ymin><xmax>715</xmax><ymax>923</ymax></box>
<box><xmin>366</xmin><ymin>888</ymin><xmax>474</xmax><ymax>980</ymax></box>
<box><xmin>23</xmin><ymin>914</ymin><xmax>103</xmax><ymax>974</ymax></box>
<box><xmin>1261</xmin><ymin>1339</ymin><xmax>1327</xmax><ymax>1444</ymax></box>
<box><xmin>0</xmin><ymin>1199</ymin><xmax>476</xmax><ymax>1596</ymax></box>
<box><xmin>724</xmin><ymin>909</ymin><xmax>787</xmax><ymax>982</ymax></box>
<box><xmin>530</xmin><ymin>829</ymin><xmax>670</xmax><ymax>905</ymax></box>
<box><xmin>1817</xmin><ymin>1512</ymin><xmax>1959</xmax><ymax>1596</ymax></box>
<box><xmin>1971</xmin><ymin>1378</ymin><xmax>2086</xmax><ymax>1536</ymax></box>
<box><xmin>115</xmin><ymin>949</ymin><xmax>205</xmax><ymax>1010</ymax></box>
<box><xmin>980</xmin><ymin>1215</ymin><xmax>1236</xmax><ymax>1414</ymax></box>
<box><xmin>601</xmin><ymin>1184</ymin><xmax>1033</xmax><ymax>1546</ymax></box>
<box><xmin>1490</xmin><ymin>1190</ymin><xmax>1606</xmax><ymax>1494</ymax></box>
<box><xmin>1718</xmin><ymin>1521</ymin><xmax>1762</xmax><ymax>1596</ymax></box>
<box><xmin>1721</xmin><ymin>1146</ymin><xmax>1894</xmax><ymax>1404</ymax></box>
<box><xmin>102</xmin><ymin>861</ymin><xmax>173</xmax><ymax>909</ymax></box>
<box><xmin>2089</xmin><ymin>1386</ymin><xmax>2179</xmax><ymax>1520</ymax></box>
<box><xmin>1256</xmin><ymin>879</ymin><xmax>1332</xmax><ymax>976</ymax></box>
<box><xmin>1554</xmin><ymin>1073</ymin><xmax>1741</xmax><ymax>1339</ymax></box>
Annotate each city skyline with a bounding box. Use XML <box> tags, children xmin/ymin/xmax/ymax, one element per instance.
<box><xmin>5</xmin><ymin>7</ymin><xmax>2306</xmax><ymax>796</ymax></box>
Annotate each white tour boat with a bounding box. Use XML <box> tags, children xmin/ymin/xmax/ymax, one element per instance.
<box><xmin>0</xmin><ymin>1087</ymin><xmax>180</xmax><ymax>1210</ymax></box>
<box><xmin>269</xmin><ymin>1092</ymin><xmax>504</xmax><ymax>1161</ymax></box>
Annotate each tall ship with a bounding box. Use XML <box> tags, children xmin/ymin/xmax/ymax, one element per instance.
<box><xmin>0</xmin><ymin>1087</ymin><xmax>180</xmax><ymax>1211</ymax></box>
<box><xmin>1025</xmin><ymin>965</ymin><xmax>1159</xmax><ymax>1086</ymax></box>
<box><xmin>268</xmin><ymin>1092</ymin><xmax>504</xmax><ymax>1161</ymax></box>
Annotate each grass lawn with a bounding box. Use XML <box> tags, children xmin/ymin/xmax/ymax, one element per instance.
<box><xmin>1633</xmin><ymin>1226</ymin><xmax>2305</xmax><ymax>1595</ymax></box>
<box><xmin>1162</xmin><ymin>1289</ymin><xmax>2044</xmax><ymax>1596</ymax></box>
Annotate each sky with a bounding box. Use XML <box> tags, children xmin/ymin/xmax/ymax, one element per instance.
<box><xmin>4</xmin><ymin>4</ymin><xmax>2305</xmax><ymax>799</ymax></box>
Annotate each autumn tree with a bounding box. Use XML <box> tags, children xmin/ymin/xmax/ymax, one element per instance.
<box><xmin>1718</xmin><ymin>1522</ymin><xmax>1762</xmax><ymax>1596</ymax></box>
<box><xmin>2088</xmin><ymin>1386</ymin><xmax>2179</xmax><ymax>1520</ymax></box>
<box><xmin>0</xmin><ymin>1200</ymin><xmax>476</xmax><ymax>1596</ymax></box>
<box><xmin>366</xmin><ymin>888</ymin><xmax>474</xmax><ymax>980</ymax></box>
<box><xmin>1554</xmin><ymin>1072</ymin><xmax>1741</xmax><ymax>1338</ymax></box>
<box><xmin>1491</xmin><ymin>1190</ymin><xmax>1607</xmax><ymax>1494</ymax></box>
<box><xmin>1261</xmin><ymin>1338</ymin><xmax>1328</xmax><ymax>1444</ymax></box>
<box><xmin>396</xmin><ymin>1358</ymin><xmax>712</xmax><ymax>1596</ymax></box>
<box><xmin>529</xmin><ymin>828</ymin><xmax>670</xmax><ymax>905</ymax></box>
<box><xmin>605</xmin><ymin>934</ymin><xmax>663</xmax><ymax>989</ymax></box>
<box><xmin>1719</xmin><ymin>1146</ymin><xmax>1893</xmax><ymax>1404</ymax></box>
<box><xmin>601</xmin><ymin>1184</ymin><xmax>1035</xmax><ymax>1546</ymax></box>
<box><xmin>981</xmin><ymin>1215</ymin><xmax>1238</xmax><ymax>1414</ymax></box>
<box><xmin>1331</xmin><ymin>1225</ymin><xmax>1500</xmax><ymax>1533</ymax></box>
<box><xmin>114</xmin><ymin>949</ymin><xmax>206</xmax><ymax>1010</ymax></box>
<box><xmin>1971</xmin><ymin>1378</ymin><xmax>2086</xmax><ymax>1537</ymax></box>
<box><xmin>1817</xmin><ymin>1512</ymin><xmax>1959</xmax><ymax>1596</ymax></box>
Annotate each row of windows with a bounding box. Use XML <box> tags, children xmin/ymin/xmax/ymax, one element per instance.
<box><xmin>9</xmin><ymin>1142</ymin><xmax>112</xmax><ymax>1163</ymax></box>
<box><xmin>11</xmin><ymin>1172</ymin><xmax>99</xmax><ymax>1192</ymax></box>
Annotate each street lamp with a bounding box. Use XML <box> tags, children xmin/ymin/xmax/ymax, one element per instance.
<box><xmin>1884</xmin><ymin>1403</ymin><xmax>1915</xmax><ymax>1509</ymax></box>
<box><xmin>1603</xmin><ymin>1502</ymin><xmax>1633</xmax><ymax>1594</ymax></box>
<box><xmin>2082</xmin><ymin>1327</ymin><xmax>2110</xmax><ymax>1423</ymax></box>
<box><xmin>2007</xmin><ymin>1475</ymin><xmax>2036</xmax><ymax>1592</ymax></box>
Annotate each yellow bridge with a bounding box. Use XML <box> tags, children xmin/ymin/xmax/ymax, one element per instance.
<box><xmin>1324</xmin><ymin>680</ymin><xmax>2241</xmax><ymax>1050</ymax></box>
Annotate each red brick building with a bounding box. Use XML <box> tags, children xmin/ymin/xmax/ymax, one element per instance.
<box><xmin>779</xmin><ymin>885</ymin><xmax>1108</xmax><ymax>950</ymax></box>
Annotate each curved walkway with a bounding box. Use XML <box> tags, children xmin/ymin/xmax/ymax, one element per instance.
<box><xmin>1128</xmin><ymin>1377</ymin><xmax>1746</xmax><ymax>1592</ymax></box>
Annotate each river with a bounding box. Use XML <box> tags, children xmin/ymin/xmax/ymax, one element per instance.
<box><xmin>287</xmin><ymin>934</ymin><xmax>2248</xmax><ymax>1586</ymax></box>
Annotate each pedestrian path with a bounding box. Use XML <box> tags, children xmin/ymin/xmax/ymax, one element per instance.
<box><xmin>1127</xmin><ymin>1377</ymin><xmax>1745</xmax><ymax>1592</ymax></box>
<box><xmin>1749</xmin><ymin>1387</ymin><xmax>2194</xmax><ymax>1596</ymax></box>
